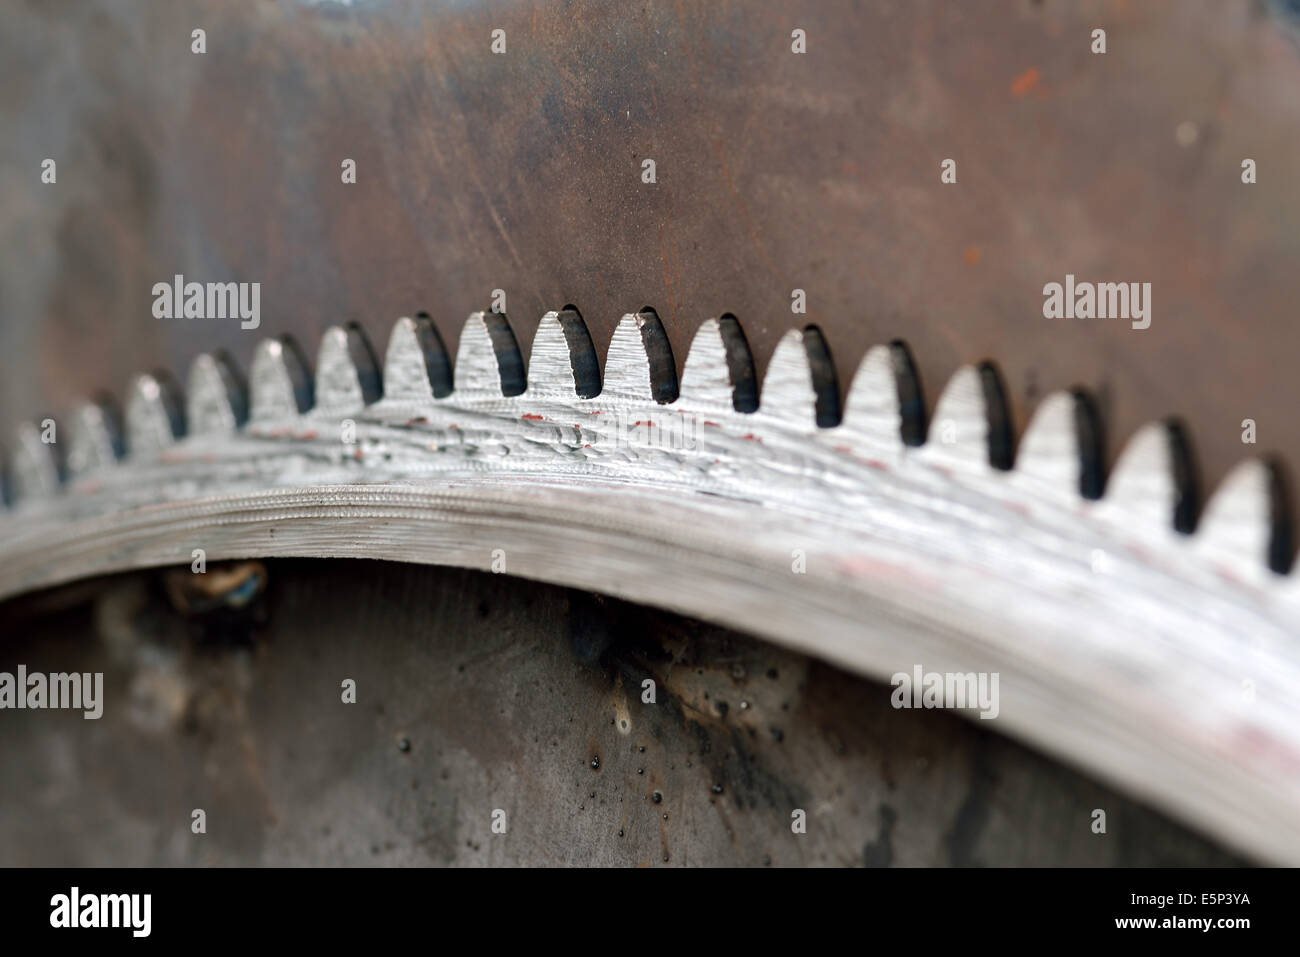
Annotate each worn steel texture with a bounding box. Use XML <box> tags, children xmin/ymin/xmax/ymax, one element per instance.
<box><xmin>0</xmin><ymin>559</ymin><xmax>1245</xmax><ymax>866</ymax></box>
<box><xmin>3</xmin><ymin>0</ymin><xmax>1300</xmax><ymax>508</ymax></box>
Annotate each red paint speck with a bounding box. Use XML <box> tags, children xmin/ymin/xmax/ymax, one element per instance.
<box><xmin>1010</xmin><ymin>67</ymin><xmax>1040</xmax><ymax>97</ymax></box>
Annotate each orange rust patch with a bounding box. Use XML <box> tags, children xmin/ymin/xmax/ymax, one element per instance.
<box><xmin>1010</xmin><ymin>67</ymin><xmax>1040</xmax><ymax>98</ymax></box>
<box><xmin>963</xmin><ymin>245</ymin><xmax>982</xmax><ymax>266</ymax></box>
<box><xmin>521</xmin><ymin>413</ymin><xmax>546</xmax><ymax>421</ymax></box>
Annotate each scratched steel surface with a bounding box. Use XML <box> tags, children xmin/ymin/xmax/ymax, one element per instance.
<box><xmin>0</xmin><ymin>560</ymin><xmax>1245</xmax><ymax>866</ymax></box>
<box><xmin>2</xmin><ymin>0</ymin><xmax>1300</xmax><ymax>507</ymax></box>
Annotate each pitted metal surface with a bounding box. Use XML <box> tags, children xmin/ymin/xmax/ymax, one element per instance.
<box><xmin>0</xmin><ymin>560</ymin><xmax>1246</xmax><ymax>866</ymax></box>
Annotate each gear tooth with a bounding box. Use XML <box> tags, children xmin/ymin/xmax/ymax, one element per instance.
<box><xmin>314</xmin><ymin>323</ymin><xmax>381</xmax><ymax>417</ymax></box>
<box><xmin>125</xmin><ymin>371</ymin><xmax>185</xmax><ymax>455</ymax></box>
<box><xmin>313</xmin><ymin>326</ymin><xmax>355</xmax><ymax>416</ymax></box>
<box><xmin>1100</xmin><ymin>420</ymin><xmax>1200</xmax><ymax>536</ymax></box>
<box><xmin>840</xmin><ymin>342</ymin><xmax>920</xmax><ymax>456</ymax></box>
<box><xmin>760</xmin><ymin>329</ymin><xmax>818</xmax><ymax>429</ymax></box>
<box><xmin>66</xmin><ymin>397</ymin><xmax>124</xmax><ymax>478</ymax></box>
<box><xmin>7</xmin><ymin>422</ymin><xmax>61</xmax><ymax>502</ymax></box>
<box><xmin>383</xmin><ymin>314</ymin><xmax>452</xmax><ymax>403</ymax></box>
<box><xmin>527</xmin><ymin>307</ymin><xmax>601</xmax><ymax>398</ymax></box>
<box><xmin>602</xmin><ymin>314</ymin><xmax>654</xmax><ymax>402</ymax></box>
<box><xmin>679</xmin><ymin>318</ymin><xmax>729</xmax><ymax>407</ymax></box>
<box><xmin>525</xmin><ymin>311</ymin><xmax>570</xmax><ymax>394</ymax></box>
<box><xmin>918</xmin><ymin>364</ymin><xmax>1003</xmax><ymax>472</ymax></box>
<box><xmin>1014</xmin><ymin>391</ymin><xmax>1077</xmax><ymax>497</ymax></box>
<box><xmin>760</xmin><ymin>325</ymin><xmax>839</xmax><ymax>430</ymax></box>
<box><xmin>456</xmin><ymin>311</ymin><xmax>526</xmax><ymax>398</ymax></box>
<box><xmin>603</xmin><ymin>308</ymin><xmax>677</xmax><ymax>404</ymax></box>
<box><xmin>1015</xmin><ymin>389</ymin><xmax>1105</xmax><ymax>502</ymax></box>
<box><xmin>249</xmin><ymin>335</ymin><xmax>313</xmax><ymax>423</ymax></box>
<box><xmin>454</xmin><ymin>312</ymin><xmax>501</xmax><ymax>395</ymax></box>
<box><xmin>1196</xmin><ymin>458</ymin><xmax>1293</xmax><ymax>577</ymax></box>
<box><xmin>186</xmin><ymin>351</ymin><xmax>248</xmax><ymax>435</ymax></box>
<box><xmin>680</xmin><ymin>315</ymin><xmax>757</xmax><ymax>413</ymax></box>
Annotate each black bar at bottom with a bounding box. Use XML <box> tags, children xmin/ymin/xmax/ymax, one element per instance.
<box><xmin>0</xmin><ymin>866</ymin><xmax>1278</xmax><ymax>943</ymax></box>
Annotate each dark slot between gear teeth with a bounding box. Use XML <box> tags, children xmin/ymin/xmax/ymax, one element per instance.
<box><xmin>1165</xmin><ymin>419</ymin><xmax>1201</xmax><ymax>535</ymax></box>
<box><xmin>977</xmin><ymin>362</ymin><xmax>1015</xmax><ymax>471</ymax></box>
<box><xmin>48</xmin><ymin>421</ymin><xmax>70</xmax><ymax>485</ymax></box>
<box><xmin>1265</xmin><ymin>458</ymin><xmax>1295</xmax><ymax>574</ymax></box>
<box><xmin>413</xmin><ymin>312</ymin><xmax>453</xmax><ymax>398</ymax></box>
<box><xmin>801</xmin><ymin>325</ymin><xmax>841</xmax><ymax>429</ymax></box>
<box><xmin>150</xmin><ymin>368</ymin><xmax>188</xmax><ymax>439</ymax></box>
<box><xmin>482</xmin><ymin>311</ymin><xmax>526</xmax><ymax>397</ymax></box>
<box><xmin>344</xmin><ymin>321</ymin><xmax>383</xmax><ymax>405</ymax></box>
<box><xmin>718</xmin><ymin>314</ymin><xmax>758</xmax><ymax>414</ymax></box>
<box><xmin>277</xmin><ymin>334</ymin><xmax>315</xmax><ymax>413</ymax></box>
<box><xmin>888</xmin><ymin>339</ymin><xmax>927</xmax><ymax>447</ymax></box>
<box><xmin>93</xmin><ymin>393</ymin><xmax>127</xmax><ymax>461</ymax></box>
<box><xmin>1070</xmin><ymin>387</ymin><xmax>1106</xmax><ymax>500</ymax></box>
<box><xmin>636</xmin><ymin>307</ymin><xmax>679</xmax><ymax>405</ymax></box>
<box><xmin>557</xmin><ymin>305</ymin><xmax>602</xmax><ymax>399</ymax></box>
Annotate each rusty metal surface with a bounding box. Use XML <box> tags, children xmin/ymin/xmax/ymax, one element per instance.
<box><xmin>2</xmin><ymin>0</ymin><xmax>1300</xmax><ymax>509</ymax></box>
<box><xmin>0</xmin><ymin>559</ymin><xmax>1244</xmax><ymax>866</ymax></box>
